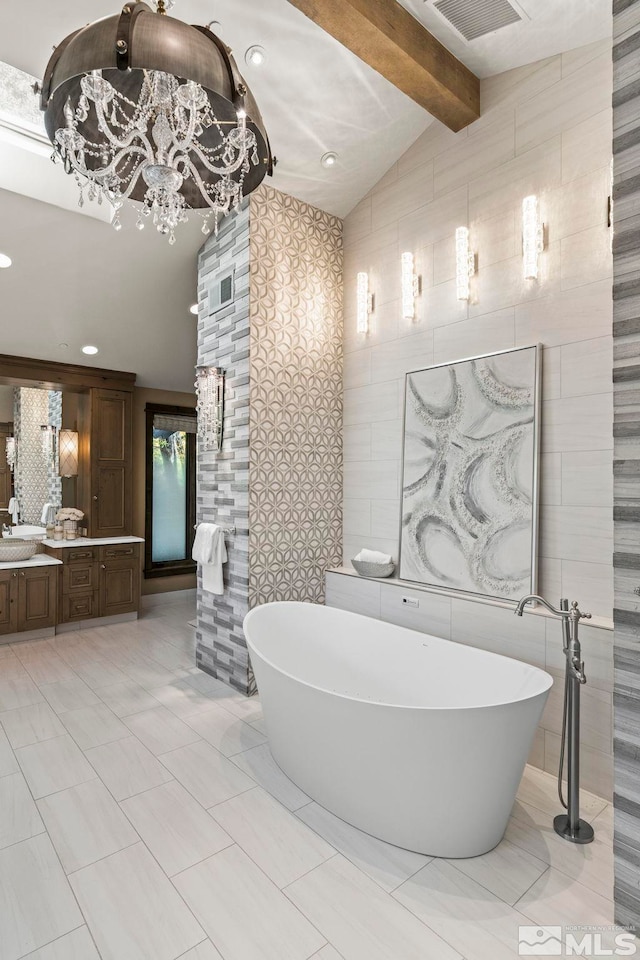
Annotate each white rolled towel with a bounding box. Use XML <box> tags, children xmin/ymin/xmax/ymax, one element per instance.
<box><xmin>192</xmin><ymin>523</ymin><xmax>227</xmax><ymax>595</ymax></box>
<box><xmin>354</xmin><ymin>548</ymin><xmax>392</xmax><ymax>564</ymax></box>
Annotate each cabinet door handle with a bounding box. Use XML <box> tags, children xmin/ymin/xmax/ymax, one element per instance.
<box><xmin>11</xmin><ymin>572</ymin><xmax>17</xmax><ymax>578</ymax></box>
<box><xmin>101</xmin><ymin>564</ymin><xmax>106</xmax><ymax>569</ymax></box>
<box><xmin>93</xmin><ymin>495</ymin><xmax>98</xmax><ymax>501</ymax></box>
<box><xmin>20</xmin><ymin>572</ymin><xmax>25</xmax><ymax>577</ymax></box>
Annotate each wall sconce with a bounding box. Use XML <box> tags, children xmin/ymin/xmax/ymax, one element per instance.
<box><xmin>401</xmin><ymin>252</ymin><xmax>420</xmax><ymax>320</ymax></box>
<box><xmin>356</xmin><ymin>271</ymin><xmax>373</xmax><ymax>334</ymax></box>
<box><xmin>5</xmin><ymin>436</ymin><xmax>15</xmax><ymax>473</ymax></box>
<box><xmin>195</xmin><ymin>366</ymin><xmax>225</xmax><ymax>452</ymax></box>
<box><xmin>522</xmin><ymin>195</ymin><xmax>544</xmax><ymax>280</ymax></box>
<box><xmin>455</xmin><ymin>227</ymin><xmax>475</xmax><ymax>301</ymax></box>
<box><xmin>40</xmin><ymin>425</ymin><xmax>57</xmax><ymax>463</ymax></box>
<box><xmin>58</xmin><ymin>429</ymin><xmax>79</xmax><ymax>477</ymax></box>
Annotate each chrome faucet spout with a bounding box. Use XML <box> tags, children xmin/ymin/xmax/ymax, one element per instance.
<box><xmin>514</xmin><ymin>594</ymin><xmax>566</xmax><ymax>617</ymax></box>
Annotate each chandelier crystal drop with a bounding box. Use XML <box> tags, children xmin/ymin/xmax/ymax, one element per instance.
<box><xmin>40</xmin><ymin>1</ymin><xmax>272</xmax><ymax>243</ymax></box>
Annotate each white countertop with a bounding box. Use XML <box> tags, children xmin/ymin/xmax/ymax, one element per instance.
<box><xmin>41</xmin><ymin>536</ymin><xmax>145</xmax><ymax>549</ymax></box>
<box><xmin>0</xmin><ymin>555</ymin><xmax>62</xmax><ymax>570</ymax></box>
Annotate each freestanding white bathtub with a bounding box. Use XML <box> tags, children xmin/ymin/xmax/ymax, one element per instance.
<box><xmin>244</xmin><ymin>601</ymin><xmax>553</xmax><ymax>858</ymax></box>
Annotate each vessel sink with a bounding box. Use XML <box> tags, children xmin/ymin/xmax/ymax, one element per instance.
<box><xmin>9</xmin><ymin>525</ymin><xmax>46</xmax><ymax>539</ymax></box>
<box><xmin>0</xmin><ymin>540</ymin><xmax>38</xmax><ymax>562</ymax></box>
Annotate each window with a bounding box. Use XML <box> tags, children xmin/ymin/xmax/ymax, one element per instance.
<box><xmin>144</xmin><ymin>404</ymin><xmax>196</xmax><ymax>578</ymax></box>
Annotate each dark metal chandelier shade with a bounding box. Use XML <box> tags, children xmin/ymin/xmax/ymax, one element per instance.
<box><xmin>40</xmin><ymin>1</ymin><xmax>273</xmax><ymax>238</ymax></box>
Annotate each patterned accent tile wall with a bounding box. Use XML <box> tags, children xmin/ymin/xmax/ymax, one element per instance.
<box><xmin>612</xmin><ymin>0</ymin><xmax>640</xmax><ymax>933</ymax></box>
<box><xmin>196</xmin><ymin>187</ymin><xmax>343</xmax><ymax>695</ymax></box>
<box><xmin>248</xmin><ymin>185</ymin><xmax>343</xmax><ymax>607</ymax></box>
<box><xmin>196</xmin><ymin>200</ymin><xmax>251</xmax><ymax>694</ymax></box>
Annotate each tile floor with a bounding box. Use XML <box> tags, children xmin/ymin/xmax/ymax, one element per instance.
<box><xmin>0</xmin><ymin>599</ymin><xmax>622</xmax><ymax>959</ymax></box>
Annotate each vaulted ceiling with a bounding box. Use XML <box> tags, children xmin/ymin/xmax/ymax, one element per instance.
<box><xmin>0</xmin><ymin>0</ymin><xmax>611</xmax><ymax>389</ymax></box>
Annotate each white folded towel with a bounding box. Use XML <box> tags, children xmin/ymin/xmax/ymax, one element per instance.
<box><xmin>354</xmin><ymin>548</ymin><xmax>392</xmax><ymax>564</ymax></box>
<box><xmin>192</xmin><ymin>523</ymin><xmax>227</xmax><ymax>595</ymax></box>
<box><xmin>7</xmin><ymin>498</ymin><xmax>19</xmax><ymax>525</ymax></box>
<box><xmin>40</xmin><ymin>502</ymin><xmax>53</xmax><ymax>524</ymax></box>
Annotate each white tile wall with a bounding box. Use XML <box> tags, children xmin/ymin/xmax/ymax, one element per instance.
<box><xmin>338</xmin><ymin>39</ymin><xmax>613</xmax><ymax>799</ymax></box>
<box><xmin>342</xmin><ymin>41</ymin><xmax>613</xmax><ymax>624</ymax></box>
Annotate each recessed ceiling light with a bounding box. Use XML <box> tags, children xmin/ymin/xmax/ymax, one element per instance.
<box><xmin>321</xmin><ymin>152</ymin><xmax>338</xmax><ymax>169</ymax></box>
<box><xmin>0</xmin><ymin>253</ymin><xmax>12</xmax><ymax>269</ymax></box>
<box><xmin>82</xmin><ymin>345</ymin><xmax>99</xmax><ymax>355</ymax></box>
<box><xmin>245</xmin><ymin>45</ymin><xmax>265</xmax><ymax>66</ymax></box>
<box><xmin>190</xmin><ymin>303</ymin><xmax>199</xmax><ymax>315</ymax></box>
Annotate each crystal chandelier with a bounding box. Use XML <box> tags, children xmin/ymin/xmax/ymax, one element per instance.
<box><xmin>39</xmin><ymin>0</ymin><xmax>272</xmax><ymax>243</ymax></box>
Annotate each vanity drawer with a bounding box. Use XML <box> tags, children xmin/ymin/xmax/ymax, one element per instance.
<box><xmin>61</xmin><ymin>592</ymin><xmax>99</xmax><ymax>623</ymax></box>
<box><xmin>63</xmin><ymin>562</ymin><xmax>97</xmax><ymax>594</ymax></box>
<box><xmin>65</xmin><ymin>547</ymin><xmax>97</xmax><ymax>564</ymax></box>
<box><xmin>99</xmin><ymin>543</ymin><xmax>139</xmax><ymax>561</ymax></box>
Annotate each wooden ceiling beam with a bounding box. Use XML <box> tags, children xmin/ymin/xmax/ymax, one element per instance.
<box><xmin>286</xmin><ymin>0</ymin><xmax>480</xmax><ymax>131</ymax></box>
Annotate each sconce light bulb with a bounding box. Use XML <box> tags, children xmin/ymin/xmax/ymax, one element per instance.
<box><xmin>522</xmin><ymin>195</ymin><xmax>544</xmax><ymax>280</ymax></box>
<box><xmin>356</xmin><ymin>272</ymin><xmax>371</xmax><ymax>334</ymax></box>
<box><xmin>455</xmin><ymin>227</ymin><xmax>474</xmax><ymax>301</ymax></box>
<box><xmin>401</xmin><ymin>252</ymin><xmax>419</xmax><ymax>320</ymax></box>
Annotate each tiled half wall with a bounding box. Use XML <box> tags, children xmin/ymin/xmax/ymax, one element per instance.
<box><xmin>196</xmin><ymin>186</ymin><xmax>343</xmax><ymax>694</ymax></box>
<box><xmin>340</xmin><ymin>39</ymin><xmax>614</xmax><ymax>795</ymax></box>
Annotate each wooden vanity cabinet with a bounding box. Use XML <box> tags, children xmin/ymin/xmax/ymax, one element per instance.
<box><xmin>0</xmin><ymin>567</ymin><xmax>57</xmax><ymax>636</ymax></box>
<box><xmin>78</xmin><ymin>388</ymin><xmax>133</xmax><ymax>539</ymax></box>
<box><xmin>99</xmin><ymin>549</ymin><xmax>140</xmax><ymax>618</ymax></box>
<box><xmin>0</xmin><ymin>570</ymin><xmax>18</xmax><ymax>635</ymax></box>
<box><xmin>48</xmin><ymin>542</ymin><xmax>140</xmax><ymax>624</ymax></box>
<box><xmin>18</xmin><ymin>567</ymin><xmax>58</xmax><ymax>631</ymax></box>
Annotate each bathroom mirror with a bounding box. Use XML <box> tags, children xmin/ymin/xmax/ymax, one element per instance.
<box><xmin>0</xmin><ymin>382</ymin><xmax>78</xmax><ymax>529</ymax></box>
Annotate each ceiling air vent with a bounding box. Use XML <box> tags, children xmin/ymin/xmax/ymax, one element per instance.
<box><xmin>432</xmin><ymin>0</ymin><xmax>523</xmax><ymax>41</ymax></box>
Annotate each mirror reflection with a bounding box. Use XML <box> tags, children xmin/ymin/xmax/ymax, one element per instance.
<box><xmin>0</xmin><ymin>383</ymin><xmax>79</xmax><ymax>535</ymax></box>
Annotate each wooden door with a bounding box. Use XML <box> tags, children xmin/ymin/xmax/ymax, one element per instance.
<box><xmin>88</xmin><ymin>389</ymin><xmax>132</xmax><ymax>538</ymax></box>
<box><xmin>17</xmin><ymin>567</ymin><xmax>57</xmax><ymax>631</ymax></box>
<box><xmin>99</xmin><ymin>557</ymin><xmax>139</xmax><ymax>617</ymax></box>
<box><xmin>0</xmin><ymin>570</ymin><xmax>18</xmax><ymax>636</ymax></box>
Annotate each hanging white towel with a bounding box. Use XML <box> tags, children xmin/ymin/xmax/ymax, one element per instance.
<box><xmin>192</xmin><ymin>523</ymin><xmax>227</xmax><ymax>595</ymax></box>
<box><xmin>7</xmin><ymin>498</ymin><xmax>19</xmax><ymax>525</ymax></box>
<box><xmin>40</xmin><ymin>502</ymin><xmax>53</xmax><ymax>524</ymax></box>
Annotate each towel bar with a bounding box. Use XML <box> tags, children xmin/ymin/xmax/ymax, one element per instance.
<box><xmin>194</xmin><ymin>523</ymin><xmax>236</xmax><ymax>535</ymax></box>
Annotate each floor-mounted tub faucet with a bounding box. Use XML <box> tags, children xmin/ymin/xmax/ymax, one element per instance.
<box><xmin>515</xmin><ymin>594</ymin><xmax>594</xmax><ymax>844</ymax></box>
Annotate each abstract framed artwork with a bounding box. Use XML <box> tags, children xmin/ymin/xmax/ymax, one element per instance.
<box><xmin>399</xmin><ymin>344</ymin><xmax>541</xmax><ymax>601</ymax></box>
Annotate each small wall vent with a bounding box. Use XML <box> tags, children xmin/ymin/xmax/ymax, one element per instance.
<box><xmin>432</xmin><ymin>0</ymin><xmax>522</xmax><ymax>42</ymax></box>
<box><xmin>207</xmin><ymin>267</ymin><xmax>235</xmax><ymax>317</ymax></box>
